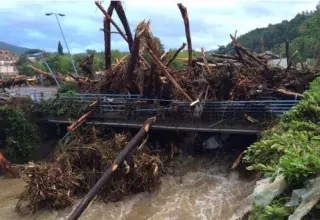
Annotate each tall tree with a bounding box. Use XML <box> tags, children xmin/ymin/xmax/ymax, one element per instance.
<box><xmin>58</xmin><ymin>41</ymin><xmax>64</xmax><ymax>55</ymax></box>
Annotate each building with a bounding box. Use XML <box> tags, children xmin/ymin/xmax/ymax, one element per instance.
<box><xmin>263</xmin><ymin>51</ymin><xmax>288</xmax><ymax>69</ymax></box>
<box><xmin>0</xmin><ymin>49</ymin><xmax>18</xmax><ymax>76</ymax></box>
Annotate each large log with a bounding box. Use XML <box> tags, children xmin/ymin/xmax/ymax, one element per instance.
<box><xmin>230</xmin><ymin>35</ymin><xmax>267</xmax><ymax>68</ymax></box>
<box><xmin>125</xmin><ymin>27</ymin><xmax>145</xmax><ymax>93</ymax></box>
<box><xmin>28</xmin><ymin>65</ymin><xmax>63</xmax><ymax>82</ymax></box>
<box><xmin>68</xmin><ymin>116</ymin><xmax>157</xmax><ymax>220</ymax></box>
<box><xmin>112</xmin><ymin>1</ymin><xmax>133</xmax><ymax>51</ymax></box>
<box><xmin>67</xmin><ymin>101</ymin><xmax>98</xmax><ymax>132</ymax></box>
<box><xmin>178</xmin><ymin>3</ymin><xmax>192</xmax><ymax>78</ymax></box>
<box><xmin>147</xmin><ymin>49</ymin><xmax>193</xmax><ymax>102</ymax></box>
<box><xmin>201</xmin><ymin>48</ymin><xmax>212</xmax><ymax>75</ymax></box>
<box><xmin>95</xmin><ymin>1</ymin><xmax>150</xmax><ymax>68</ymax></box>
<box><xmin>95</xmin><ymin>1</ymin><xmax>128</xmax><ymax>44</ymax></box>
<box><xmin>103</xmin><ymin>3</ymin><xmax>114</xmax><ymax>72</ymax></box>
<box><xmin>230</xmin><ymin>35</ymin><xmax>246</xmax><ymax>66</ymax></box>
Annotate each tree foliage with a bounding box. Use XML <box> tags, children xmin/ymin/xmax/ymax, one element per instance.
<box><xmin>0</xmin><ymin>106</ymin><xmax>39</xmax><ymax>163</ymax></box>
<box><xmin>57</xmin><ymin>41</ymin><xmax>64</xmax><ymax>55</ymax></box>
<box><xmin>219</xmin><ymin>3</ymin><xmax>320</xmax><ymax>66</ymax></box>
<box><xmin>244</xmin><ymin>76</ymin><xmax>320</xmax><ymax>218</ymax></box>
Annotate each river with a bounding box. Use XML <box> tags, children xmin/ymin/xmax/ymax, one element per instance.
<box><xmin>0</xmin><ymin>156</ymin><xmax>255</xmax><ymax>220</ymax></box>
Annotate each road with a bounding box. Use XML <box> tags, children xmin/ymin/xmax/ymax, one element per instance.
<box><xmin>6</xmin><ymin>86</ymin><xmax>58</xmax><ymax>94</ymax></box>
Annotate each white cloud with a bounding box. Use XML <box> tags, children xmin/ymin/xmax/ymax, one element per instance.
<box><xmin>1</xmin><ymin>0</ymin><xmax>319</xmax><ymax>52</ymax></box>
<box><xmin>25</xmin><ymin>29</ymin><xmax>47</xmax><ymax>39</ymax></box>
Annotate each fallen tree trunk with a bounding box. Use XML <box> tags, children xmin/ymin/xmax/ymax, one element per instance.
<box><xmin>177</xmin><ymin>3</ymin><xmax>192</xmax><ymax>78</ymax></box>
<box><xmin>201</xmin><ymin>48</ymin><xmax>212</xmax><ymax>75</ymax></box>
<box><xmin>68</xmin><ymin>116</ymin><xmax>157</xmax><ymax>220</ymax></box>
<box><xmin>28</xmin><ymin>65</ymin><xmax>63</xmax><ymax>82</ymax></box>
<box><xmin>125</xmin><ymin>27</ymin><xmax>145</xmax><ymax>93</ymax></box>
<box><xmin>147</xmin><ymin>49</ymin><xmax>193</xmax><ymax>102</ymax></box>
<box><xmin>96</xmin><ymin>1</ymin><xmax>150</xmax><ymax>69</ymax></box>
<box><xmin>112</xmin><ymin>1</ymin><xmax>133</xmax><ymax>51</ymax></box>
<box><xmin>104</xmin><ymin>2</ymin><xmax>115</xmax><ymax>72</ymax></box>
<box><xmin>67</xmin><ymin>100</ymin><xmax>98</xmax><ymax>132</ymax></box>
<box><xmin>95</xmin><ymin>1</ymin><xmax>128</xmax><ymax>44</ymax></box>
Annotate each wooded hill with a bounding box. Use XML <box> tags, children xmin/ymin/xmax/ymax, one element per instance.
<box><xmin>217</xmin><ymin>4</ymin><xmax>320</xmax><ymax>63</ymax></box>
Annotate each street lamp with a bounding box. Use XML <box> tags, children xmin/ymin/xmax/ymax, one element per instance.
<box><xmin>46</xmin><ymin>12</ymin><xmax>79</xmax><ymax>76</ymax></box>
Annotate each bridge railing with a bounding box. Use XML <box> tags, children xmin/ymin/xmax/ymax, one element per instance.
<box><xmin>10</xmin><ymin>89</ymin><xmax>56</xmax><ymax>102</ymax></box>
<box><xmin>51</xmin><ymin>93</ymin><xmax>299</xmax><ymax>124</ymax></box>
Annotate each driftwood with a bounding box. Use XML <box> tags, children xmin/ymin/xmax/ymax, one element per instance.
<box><xmin>276</xmin><ymin>89</ymin><xmax>303</xmax><ymax>98</ymax></box>
<box><xmin>125</xmin><ymin>27</ymin><xmax>145</xmax><ymax>93</ymax></box>
<box><xmin>177</xmin><ymin>3</ymin><xmax>192</xmax><ymax>78</ymax></box>
<box><xmin>210</xmin><ymin>53</ymin><xmax>238</xmax><ymax>60</ymax></box>
<box><xmin>201</xmin><ymin>48</ymin><xmax>212</xmax><ymax>75</ymax></box>
<box><xmin>68</xmin><ymin>116</ymin><xmax>157</xmax><ymax>220</ymax></box>
<box><xmin>147</xmin><ymin>48</ymin><xmax>193</xmax><ymax>102</ymax></box>
<box><xmin>231</xmin><ymin>152</ymin><xmax>244</xmax><ymax>170</ymax></box>
<box><xmin>166</xmin><ymin>42</ymin><xmax>186</xmax><ymax>67</ymax></box>
<box><xmin>95</xmin><ymin>1</ymin><xmax>128</xmax><ymax>44</ymax></box>
<box><xmin>67</xmin><ymin>100</ymin><xmax>98</xmax><ymax>131</ymax></box>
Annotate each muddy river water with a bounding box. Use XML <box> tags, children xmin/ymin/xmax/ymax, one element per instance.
<box><xmin>0</xmin><ymin>157</ymin><xmax>255</xmax><ymax>220</ymax></box>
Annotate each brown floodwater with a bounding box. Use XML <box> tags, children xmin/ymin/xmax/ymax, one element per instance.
<box><xmin>0</xmin><ymin>157</ymin><xmax>255</xmax><ymax>220</ymax></box>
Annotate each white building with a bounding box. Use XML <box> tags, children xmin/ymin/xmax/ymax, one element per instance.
<box><xmin>0</xmin><ymin>49</ymin><xmax>18</xmax><ymax>76</ymax></box>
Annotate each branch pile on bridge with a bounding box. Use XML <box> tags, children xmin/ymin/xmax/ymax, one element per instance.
<box><xmin>22</xmin><ymin>1</ymin><xmax>316</xmax><ymax>103</ymax></box>
<box><xmin>15</xmin><ymin>125</ymin><xmax>164</xmax><ymax>215</ymax></box>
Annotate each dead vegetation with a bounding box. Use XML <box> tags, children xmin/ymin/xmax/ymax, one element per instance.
<box><xmin>15</xmin><ymin>129</ymin><xmax>163</xmax><ymax>215</ymax></box>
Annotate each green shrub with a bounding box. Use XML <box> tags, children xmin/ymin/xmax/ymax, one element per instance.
<box><xmin>244</xmin><ymin>76</ymin><xmax>320</xmax><ymax>218</ymax></box>
<box><xmin>58</xmin><ymin>82</ymin><xmax>77</xmax><ymax>94</ymax></box>
<box><xmin>0</xmin><ymin>106</ymin><xmax>39</xmax><ymax>163</ymax></box>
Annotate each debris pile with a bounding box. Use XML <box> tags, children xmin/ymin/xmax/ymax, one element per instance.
<box><xmin>15</xmin><ymin>129</ymin><xmax>163</xmax><ymax>215</ymax></box>
<box><xmin>0</xmin><ymin>75</ymin><xmax>36</xmax><ymax>92</ymax></box>
<box><xmin>12</xmin><ymin>0</ymin><xmax>315</xmax><ymax>102</ymax></box>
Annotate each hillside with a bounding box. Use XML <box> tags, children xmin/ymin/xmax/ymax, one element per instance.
<box><xmin>217</xmin><ymin>7</ymin><xmax>320</xmax><ymax>63</ymax></box>
<box><xmin>0</xmin><ymin>41</ymin><xmax>31</xmax><ymax>54</ymax></box>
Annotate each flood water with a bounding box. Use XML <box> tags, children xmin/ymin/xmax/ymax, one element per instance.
<box><xmin>0</xmin><ymin>156</ymin><xmax>255</xmax><ymax>220</ymax></box>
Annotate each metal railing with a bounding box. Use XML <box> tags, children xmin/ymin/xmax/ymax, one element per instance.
<box><xmin>52</xmin><ymin>93</ymin><xmax>299</xmax><ymax>123</ymax></box>
<box><xmin>7</xmin><ymin>89</ymin><xmax>55</xmax><ymax>102</ymax></box>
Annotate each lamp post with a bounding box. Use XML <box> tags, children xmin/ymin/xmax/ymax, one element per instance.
<box><xmin>45</xmin><ymin>13</ymin><xmax>79</xmax><ymax>76</ymax></box>
<box><xmin>39</xmin><ymin>52</ymin><xmax>60</xmax><ymax>87</ymax></box>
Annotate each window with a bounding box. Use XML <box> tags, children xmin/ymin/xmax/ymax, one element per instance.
<box><xmin>5</xmin><ymin>51</ymin><xmax>7</xmax><ymax>54</ymax></box>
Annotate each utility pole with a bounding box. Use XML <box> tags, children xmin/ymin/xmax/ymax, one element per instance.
<box><xmin>46</xmin><ymin>13</ymin><xmax>79</xmax><ymax>76</ymax></box>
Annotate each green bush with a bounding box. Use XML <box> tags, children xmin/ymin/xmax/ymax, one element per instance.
<box><xmin>58</xmin><ymin>82</ymin><xmax>77</xmax><ymax>94</ymax></box>
<box><xmin>0</xmin><ymin>106</ymin><xmax>39</xmax><ymax>163</ymax></box>
<box><xmin>244</xmin><ymin>76</ymin><xmax>320</xmax><ymax>218</ymax></box>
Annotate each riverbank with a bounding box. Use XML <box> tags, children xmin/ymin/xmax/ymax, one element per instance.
<box><xmin>243</xmin><ymin>76</ymin><xmax>320</xmax><ymax>218</ymax></box>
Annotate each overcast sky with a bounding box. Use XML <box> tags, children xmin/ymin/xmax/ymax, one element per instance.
<box><xmin>0</xmin><ymin>0</ymin><xmax>318</xmax><ymax>53</ymax></box>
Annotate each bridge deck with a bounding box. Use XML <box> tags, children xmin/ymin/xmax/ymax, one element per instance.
<box><xmin>46</xmin><ymin>117</ymin><xmax>264</xmax><ymax>134</ymax></box>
